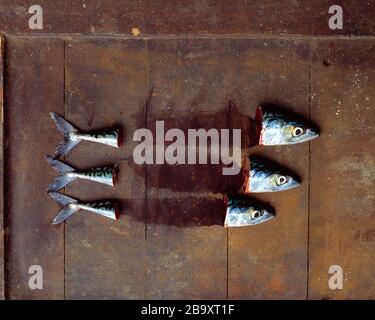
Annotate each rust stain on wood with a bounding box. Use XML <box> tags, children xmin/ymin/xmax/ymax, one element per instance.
<box><xmin>145</xmin><ymin>39</ymin><xmax>229</xmax><ymax>299</ymax></box>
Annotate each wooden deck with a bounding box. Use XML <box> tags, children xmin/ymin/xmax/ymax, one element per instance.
<box><xmin>1</xmin><ymin>1</ymin><xmax>375</xmax><ymax>300</ymax></box>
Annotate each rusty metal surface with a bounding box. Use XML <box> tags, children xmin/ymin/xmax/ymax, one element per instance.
<box><xmin>4</xmin><ymin>38</ymin><xmax>65</xmax><ymax>299</ymax></box>
<box><xmin>64</xmin><ymin>39</ymin><xmax>149</xmax><ymax>299</ymax></box>
<box><xmin>0</xmin><ymin>37</ymin><xmax>4</xmax><ymax>300</ymax></box>
<box><xmin>227</xmin><ymin>39</ymin><xmax>310</xmax><ymax>299</ymax></box>
<box><xmin>309</xmin><ymin>40</ymin><xmax>375</xmax><ymax>299</ymax></box>
<box><xmin>0</xmin><ymin>1</ymin><xmax>375</xmax><ymax>36</ymax></box>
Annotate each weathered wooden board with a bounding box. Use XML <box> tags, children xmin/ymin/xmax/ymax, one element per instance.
<box><xmin>145</xmin><ymin>39</ymin><xmax>229</xmax><ymax>299</ymax></box>
<box><xmin>227</xmin><ymin>39</ymin><xmax>311</xmax><ymax>299</ymax></box>
<box><xmin>5</xmin><ymin>37</ymin><xmax>65</xmax><ymax>299</ymax></box>
<box><xmin>2</xmin><ymin>34</ymin><xmax>375</xmax><ymax>299</ymax></box>
<box><xmin>0</xmin><ymin>1</ymin><xmax>374</xmax><ymax>36</ymax></box>
<box><xmin>0</xmin><ymin>37</ymin><xmax>4</xmax><ymax>300</ymax></box>
<box><xmin>309</xmin><ymin>40</ymin><xmax>375</xmax><ymax>299</ymax></box>
<box><xmin>64</xmin><ymin>39</ymin><xmax>149</xmax><ymax>299</ymax></box>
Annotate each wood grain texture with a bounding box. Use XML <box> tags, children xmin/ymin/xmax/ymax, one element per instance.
<box><xmin>2</xmin><ymin>35</ymin><xmax>375</xmax><ymax>300</ymax></box>
<box><xmin>309</xmin><ymin>40</ymin><xmax>375</xmax><ymax>299</ymax></box>
<box><xmin>64</xmin><ymin>39</ymin><xmax>149</xmax><ymax>299</ymax></box>
<box><xmin>0</xmin><ymin>37</ymin><xmax>4</xmax><ymax>300</ymax></box>
<box><xmin>227</xmin><ymin>39</ymin><xmax>311</xmax><ymax>299</ymax></box>
<box><xmin>0</xmin><ymin>1</ymin><xmax>374</xmax><ymax>36</ymax></box>
<box><xmin>145</xmin><ymin>39</ymin><xmax>229</xmax><ymax>299</ymax></box>
<box><xmin>5</xmin><ymin>37</ymin><xmax>64</xmax><ymax>299</ymax></box>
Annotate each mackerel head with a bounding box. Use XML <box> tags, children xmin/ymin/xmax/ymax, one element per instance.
<box><xmin>242</xmin><ymin>157</ymin><xmax>300</xmax><ymax>193</ymax></box>
<box><xmin>256</xmin><ymin>106</ymin><xmax>319</xmax><ymax>146</ymax></box>
<box><xmin>224</xmin><ymin>195</ymin><xmax>275</xmax><ymax>227</ymax></box>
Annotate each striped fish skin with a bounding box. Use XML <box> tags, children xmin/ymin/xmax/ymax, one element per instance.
<box><xmin>224</xmin><ymin>195</ymin><xmax>275</xmax><ymax>227</ymax></box>
<box><xmin>256</xmin><ymin>106</ymin><xmax>319</xmax><ymax>146</ymax></box>
<box><xmin>75</xmin><ymin>129</ymin><xmax>119</xmax><ymax>148</ymax></box>
<box><xmin>77</xmin><ymin>201</ymin><xmax>118</xmax><ymax>220</ymax></box>
<box><xmin>245</xmin><ymin>159</ymin><xmax>300</xmax><ymax>193</ymax></box>
<box><xmin>75</xmin><ymin>166</ymin><xmax>116</xmax><ymax>187</ymax></box>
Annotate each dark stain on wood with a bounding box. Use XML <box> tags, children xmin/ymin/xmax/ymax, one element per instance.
<box><xmin>145</xmin><ymin>38</ymin><xmax>229</xmax><ymax>299</ymax></box>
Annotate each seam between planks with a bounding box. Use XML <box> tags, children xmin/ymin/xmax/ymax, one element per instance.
<box><xmin>3</xmin><ymin>33</ymin><xmax>375</xmax><ymax>41</ymax></box>
<box><xmin>144</xmin><ymin>38</ymin><xmax>150</xmax><ymax>300</ymax></box>
<box><xmin>0</xmin><ymin>36</ymin><xmax>4</xmax><ymax>300</ymax></box>
<box><xmin>226</xmin><ymin>38</ymin><xmax>230</xmax><ymax>301</ymax></box>
<box><xmin>306</xmin><ymin>42</ymin><xmax>312</xmax><ymax>300</ymax></box>
<box><xmin>2</xmin><ymin>36</ymin><xmax>9</xmax><ymax>300</ymax></box>
<box><xmin>63</xmin><ymin>39</ymin><xmax>66</xmax><ymax>300</ymax></box>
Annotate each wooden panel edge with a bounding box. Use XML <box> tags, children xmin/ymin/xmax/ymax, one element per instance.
<box><xmin>0</xmin><ymin>36</ymin><xmax>4</xmax><ymax>300</ymax></box>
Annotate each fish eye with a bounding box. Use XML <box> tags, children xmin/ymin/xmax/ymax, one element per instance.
<box><xmin>276</xmin><ymin>175</ymin><xmax>288</xmax><ymax>185</ymax></box>
<box><xmin>251</xmin><ymin>210</ymin><xmax>262</xmax><ymax>219</ymax></box>
<box><xmin>292</xmin><ymin>126</ymin><xmax>304</xmax><ymax>137</ymax></box>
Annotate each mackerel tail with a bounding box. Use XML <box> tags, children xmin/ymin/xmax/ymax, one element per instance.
<box><xmin>50</xmin><ymin>112</ymin><xmax>120</xmax><ymax>158</ymax></box>
<box><xmin>45</xmin><ymin>155</ymin><xmax>117</xmax><ymax>192</ymax></box>
<box><xmin>48</xmin><ymin>192</ymin><xmax>120</xmax><ymax>225</ymax></box>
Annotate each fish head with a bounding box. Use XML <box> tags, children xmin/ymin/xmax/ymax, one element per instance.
<box><xmin>224</xmin><ymin>195</ymin><xmax>275</xmax><ymax>227</ymax></box>
<box><xmin>248</xmin><ymin>159</ymin><xmax>300</xmax><ymax>193</ymax></box>
<box><xmin>256</xmin><ymin>106</ymin><xmax>319</xmax><ymax>146</ymax></box>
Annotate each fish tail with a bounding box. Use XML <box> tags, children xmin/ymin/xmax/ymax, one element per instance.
<box><xmin>50</xmin><ymin>112</ymin><xmax>77</xmax><ymax>138</ymax></box>
<box><xmin>52</xmin><ymin>206</ymin><xmax>80</xmax><ymax>225</ymax></box>
<box><xmin>50</xmin><ymin>112</ymin><xmax>81</xmax><ymax>157</ymax></box>
<box><xmin>47</xmin><ymin>174</ymin><xmax>77</xmax><ymax>192</ymax></box>
<box><xmin>45</xmin><ymin>156</ymin><xmax>77</xmax><ymax>191</ymax></box>
<box><xmin>55</xmin><ymin>139</ymin><xmax>80</xmax><ymax>158</ymax></box>
<box><xmin>49</xmin><ymin>192</ymin><xmax>79</xmax><ymax>225</ymax></box>
<box><xmin>48</xmin><ymin>192</ymin><xmax>77</xmax><ymax>206</ymax></box>
<box><xmin>45</xmin><ymin>155</ymin><xmax>75</xmax><ymax>173</ymax></box>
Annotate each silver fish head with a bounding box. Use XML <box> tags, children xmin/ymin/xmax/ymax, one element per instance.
<box><xmin>256</xmin><ymin>106</ymin><xmax>319</xmax><ymax>146</ymax></box>
<box><xmin>224</xmin><ymin>195</ymin><xmax>275</xmax><ymax>227</ymax></box>
<box><xmin>245</xmin><ymin>159</ymin><xmax>300</xmax><ymax>193</ymax></box>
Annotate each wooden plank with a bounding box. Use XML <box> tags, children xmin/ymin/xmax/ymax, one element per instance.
<box><xmin>5</xmin><ymin>37</ymin><xmax>64</xmax><ymax>299</ymax></box>
<box><xmin>145</xmin><ymin>39</ymin><xmax>229</xmax><ymax>299</ymax></box>
<box><xmin>309</xmin><ymin>40</ymin><xmax>375</xmax><ymax>299</ymax></box>
<box><xmin>0</xmin><ymin>37</ymin><xmax>4</xmax><ymax>300</ymax></box>
<box><xmin>64</xmin><ymin>39</ymin><xmax>148</xmax><ymax>299</ymax></box>
<box><xmin>227</xmin><ymin>39</ymin><xmax>311</xmax><ymax>299</ymax></box>
<box><xmin>0</xmin><ymin>1</ymin><xmax>374</xmax><ymax>36</ymax></box>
